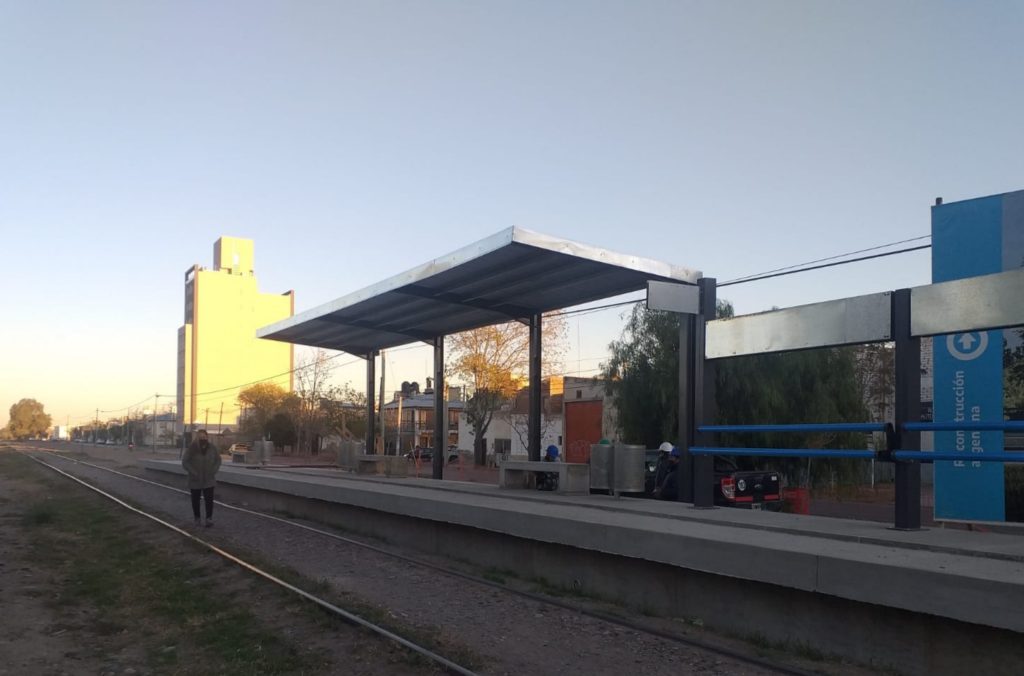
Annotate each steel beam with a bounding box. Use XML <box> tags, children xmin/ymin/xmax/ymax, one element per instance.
<box><xmin>693</xmin><ymin>278</ymin><xmax>717</xmax><ymax>509</ymax></box>
<box><xmin>433</xmin><ymin>337</ymin><xmax>446</xmax><ymax>480</ymax></box>
<box><xmin>365</xmin><ymin>351</ymin><xmax>377</xmax><ymax>454</ymax></box>
<box><xmin>893</xmin><ymin>289</ymin><xmax>922</xmax><ymax>530</ymax></box>
<box><xmin>706</xmin><ymin>291</ymin><xmax>892</xmax><ymax>359</ymax></box>
<box><xmin>529</xmin><ymin>314</ymin><xmax>542</xmax><ymax>461</ymax></box>
<box><xmin>910</xmin><ymin>267</ymin><xmax>1024</xmax><ymax>337</ymax></box>
<box><xmin>677</xmin><ymin>312</ymin><xmax>695</xmax><ymax>503</ymax></box>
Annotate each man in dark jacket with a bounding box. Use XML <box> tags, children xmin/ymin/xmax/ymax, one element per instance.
<box><xmin>653</xmin><ymin>441</ymin><xmax>674</xmax><ymax>494</ymax></box>
<box><xmin>656</xmin><ymin>448</ymin><xmax>681</xmax><ymax>501</ymax></box>
<box><xmin>536</xmin><ymin>445</ymin><xmax>561</xmax><ymax>491</ymax></box>
<box><xmin>182</xmin><ymin>430</ymin><xmax>222</xmax><ymax>527</ymax></box>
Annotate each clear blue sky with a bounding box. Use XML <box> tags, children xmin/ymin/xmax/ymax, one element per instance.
<box><xmin>2</xmin><ymin>1</ymin><xmax>1022</xmax><ymax>427</ymax></box>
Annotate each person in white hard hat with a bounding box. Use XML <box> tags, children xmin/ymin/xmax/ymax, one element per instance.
<box><xmin>653</xmin><ymin>441</ymin><xmax>674</xmax><ymax>495</ymax></box>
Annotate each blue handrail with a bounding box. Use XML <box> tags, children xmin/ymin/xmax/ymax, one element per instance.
<box><xmin>699</xmin><ymin>423</ymin><xmax>886</xmax><ymax>434</ymax></box>
<box><xmin>689</xmin><ymin>447</ymin><xmax>877</xmax><ymax>459</ymax></box>
<box><xmin>892</xmin><ymin>451</ymin><xmax>1024</xmax><ymax>463</ymax></box>
<box><xmin>903</xmin><ymin>421</ymin><xmax>1024</xmax><ymax>432</ymax></box>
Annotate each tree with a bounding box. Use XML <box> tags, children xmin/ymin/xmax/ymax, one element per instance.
<box><xmin>602</xmin><ymin>304</ymin><xmax>686</xmax><ymax>449</ymax></box>
<box><xmin>448</xmin><ymin>313</ymin><xmax>567</xmax><ymax>465</ymax></box>
<box><xmin>603</xmin><ymin>302</ymin><xmax>869</xmax><ymax>487</ymax></box>
<box><xmin>6</xmin><ymin>399</ymin><xmax>52</xmax><ymax>440</ymax></box>
<box><xmin>292</xmin><ymin>349</ymin><xmax>337</xmax><ymax>454</ymax></box>
<box><xmin>238</xmin><ymin>382</ymin><xmax>288</xmax><ymax>439</ymax></box>
<box><xmin>320</xmin><ymin>384</ymin><xmax>368</xmax><ymax>441</ymax></box>
<box><xmin>854</xmin><ymin>343</ymin><xmax>895</xmax><ymax>423</ymax></box>
<box><xmin>1005</xmin><ymin>328</ymin><xmax>1024</xmax><ymax>416</ymax></box>
<box><xmin>265</xmin><ymin>412</ymin><xmax>297</xmax><ymax>450</ymax></box>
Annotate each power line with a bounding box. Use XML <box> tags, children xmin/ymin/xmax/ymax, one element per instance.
<box><xmin>66</xmin><ymin>342</ymin><xmax>431</xmax><ymax>425</ymax></box>
<box><xmin>561</xmin><ymin>299</ymin><xmax>642</xmax><ymax>318</ymax></box>
<box><xmin>718</xmin><ymin>244</ymin><xmax>931</xmax><ymax>287</ymax></box>
<box><xmin>722</xmin><ymin>234</ymin><xmax>931</xmax><ymax>284</ymax></box>
<box><xmin>67</xmin><ymin>239</ymin><xmax>930</xmax><ymax>424</ymax></box>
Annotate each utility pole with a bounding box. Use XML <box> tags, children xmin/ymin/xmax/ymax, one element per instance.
<box><xmin>395</xmin><ymin>394</ymin><xmax>403</xmax><ymax>454</ymax></box>
<box><xmin>218</xmin><ymin>401</ymin><xmax>224</xmax><ymax>435</ymax></box>
<box><xmin>378</xmin><ymin>349</ymin><xmax>386</xmax><ymax>454</ymax></box>
<box><xmin>204</xmin><ymin>408</ymin><xmax>210</xmax><ymax>428</ymax></box>
<box><xmin>152</xmin><ymin>394</ymin><xmax>159</xmax><ymax>450</ymax></box>
<box><xmin>95</xmin><ymin>408</ymin><xmax>99</xmax><ymax>443</ymax></box>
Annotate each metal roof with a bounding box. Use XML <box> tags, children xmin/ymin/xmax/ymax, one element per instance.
<box><xmin>258</xmin><ymin>227</ymin><xmax>701</xmax><ymax>355</ymax></box>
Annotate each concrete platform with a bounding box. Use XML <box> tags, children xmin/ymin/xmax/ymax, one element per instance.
<box><xmin>144</xmin><ymin>458</ymin><xmax>1024</xmax><ymax>674</ymax></box>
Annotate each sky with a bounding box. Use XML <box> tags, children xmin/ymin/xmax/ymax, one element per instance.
<box><xmin>2</xmin><ymin>1</ymin><xmax>1023</xmax><ymax>428</ymax></box>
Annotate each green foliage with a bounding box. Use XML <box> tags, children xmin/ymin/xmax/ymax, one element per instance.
<box><xmin>265</xmin><ymin>411</ymin><xmax>297</xmax><ymax>449</ymax></box>
<box><xmin>716</xmin><ymin>348</ymin><xmax>870</xmax><ymax>486</ymax></box>
<box><xmin>603</xmin><ymin>304</ymin><xmax>683</xmax><ymax>449</ymax></box>
<box><xmin>1006</xmin><ymin>466</ymin><xmax>1024</xmax><ymax>522</ymax></box>
<box><xmin>604</xmin><ymin>302</ymin><xmax>870</xmax><ymax>487</ymax></box>
<box><xmin>1004</xmin><ymin>329</ymin><xmax>1024</xmax><ymax>415</ymax></box>
<box><xmin>604</xmin><ymin>300</ymin><xmax>735</xmax><ymax>449</ymax></box>
<box><xmin>237</xmin><ymin>382</ymin><xmax>288</xmax><ymax>438</ymax></box>
<box><xmin>6</xmin><ymin>398</ymin><xmax>52</xmax><ymax>439</ymax></box>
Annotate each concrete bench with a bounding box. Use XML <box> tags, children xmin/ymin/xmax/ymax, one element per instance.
<box><xmin>356</xmin><ymin>455</ymin><xmax>408</xmax><ymax>477</ymax></box>
<box><xmin>498</xmin><ymin>460</ymin><xmax>590</xmax><ymax>494</ymax></box>
<box><xmin>230</xmin><ymin>450</ymin><xmax>254</xmax><ymax>464</ymax></box>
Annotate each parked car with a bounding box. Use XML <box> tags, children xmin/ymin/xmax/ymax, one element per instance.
<box><xmin>404</xmin><ymin>446</ymin><xmax>461</xmax><ymax>463</ymax></box>
<box><xmin>228</xmin><ymin>443</ymin><xmax>250</xmax><ymax>453</ymax></box>
<box><xmin>643</xmin><ymin>449</ymin><xmax>783</xmax><ymax>510</ymax></box>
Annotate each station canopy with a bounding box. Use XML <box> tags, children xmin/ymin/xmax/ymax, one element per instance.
<box><xmin>257</xmin><ymin>227</ymin><xmax>701</xmax><ymax>355</ymax></box>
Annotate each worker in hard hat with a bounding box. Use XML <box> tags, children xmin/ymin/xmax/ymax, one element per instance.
<box><xmin>655</xmin><ymin>446</ymin><xmax>681</xmax><ymax>501</ymax></box>
<box><xmin>653</xmin><ymin>441</ymin><xmax>674</xmax><ymax>496</ymax></box>
<box><xmin>537</xmin><ymin>444</ymin><xmax>561</xmax><ymax>491</ymax></box>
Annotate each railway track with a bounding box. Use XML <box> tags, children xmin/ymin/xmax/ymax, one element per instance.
<box><xmin>23</xmin><ymin>451</ymin><xmax>478</xmax><ymax>676</ymax></box>
<box><xmin>29</xmin><ymin>447</ymin><xmax>816</xmax><ymax>676</ymax></box>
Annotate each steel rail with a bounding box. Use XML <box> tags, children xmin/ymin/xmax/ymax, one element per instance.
<box><xmin>891</xmin><ymin>451</ymin><xmax>1024</xmax><ymax>463</ymax></box>
<box><xmin>699</xmin><ymin>423</ymin><xmax>886</xmax><ymax>434</ymax></box>
<box><xmin>690</xmin><ymin>447</ymin><xmax>877</xmax><ymax>459</ymax></box>
<box><xmin>32</xmin><ymin>448</ymin><xmax>813</xmax><ymax>676</ymax></box>
<box><xmin>22</xmin><ymin>452</ymin><xmax>479</xmax><ymax>676</ymax></box>
<box><xmin>903</xmin><ymin>421</ymin><xmax>1024</xmax><ymax>432</ymax></box>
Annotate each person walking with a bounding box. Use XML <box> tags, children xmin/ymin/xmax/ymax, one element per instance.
<box><xmin>182</xmin><ymin>429</ymin><xmax>221</xmax><ymax>527</ymax></box>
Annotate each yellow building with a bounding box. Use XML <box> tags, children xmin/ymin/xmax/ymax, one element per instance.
<box><xmin>177</xmin><ymin>237</ymin><xmax>294</xmax><ymax>432</ymax></box>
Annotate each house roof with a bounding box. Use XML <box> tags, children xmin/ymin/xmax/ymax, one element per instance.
<box><xmin>381</xmin><ymin>393</ymin><xmax>466</xmax><ymax>410</ymax></box>
<box><xmin>258</xmin><ymin>227</ymin><xmax>700</xmax><ymax>355</ymax></box>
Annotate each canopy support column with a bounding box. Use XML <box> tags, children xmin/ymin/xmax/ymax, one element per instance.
<box><xmin>433</xmin><ymin>337</ymin><xmax>446</xmax><ymax>480</ymax></box>
<box><xmin>529</xmin><ymin>313</ymin><xmax>542</xmax><ymax>461</ymax></box>
<box><xmin>893</xmin><ymin>288</ymin><xmax>922</xmax><ymax>530</ymax></box>
<box><xmin>692</xmin><ymin>278</ymin><xmax>717</xmax><ymax>508</ymax></box>
<box><xmin>365</xmin><ymin>350</ymin><xmax>377</xmax><ymax>454</ymax></box>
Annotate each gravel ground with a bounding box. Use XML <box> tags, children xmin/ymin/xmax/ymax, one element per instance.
<box><xmin>28</xmin><ymin>447</ymin><xmax>863</xmax><ymax>676</ymax></box>
<box><xmin>3</xmin><ymin>450</ymin><xmax>435</xmax><ymax>676</ymax></box>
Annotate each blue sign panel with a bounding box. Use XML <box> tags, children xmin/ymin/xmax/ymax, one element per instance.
<box><xmin>932</xmin><ymin>195</ymin><xmax>1006</xmax><ymax>521</ymax></box>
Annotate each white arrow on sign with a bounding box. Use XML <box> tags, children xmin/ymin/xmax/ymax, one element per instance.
<box><xmin>946</xmin><ymin>331</ymin><xmax>988</xmax><ymax>361</ymax></box>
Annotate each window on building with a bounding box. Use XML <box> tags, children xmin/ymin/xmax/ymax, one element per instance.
<box><xmin>494</xmin><ymin>438</ymin><xmax>511</xmax><ymax>453</ymax></box>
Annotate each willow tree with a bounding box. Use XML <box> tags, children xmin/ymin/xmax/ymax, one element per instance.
<box><xmin>603</xmin><ymin>302</ymin><xmax>869</xmax><ymax>487</ymax></box>
<box><xmin>448</xmin><ymin>313</ymin><xmax>566</xmax><ymax>465</ymax></box>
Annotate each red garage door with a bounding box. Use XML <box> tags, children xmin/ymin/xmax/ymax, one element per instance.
<box><xmin>564</xmin><ymin>400</ymin><xmax>603</xmax><ymax>464</ymax></box>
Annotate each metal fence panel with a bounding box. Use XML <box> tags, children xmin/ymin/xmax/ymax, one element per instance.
<box><xmin>910</xmin><ymin>267</ymin><xmax>1024</xmax><ymax>337</ymax></box>
<box><xmin>706</xmin><ymin>292</ymin><xmax>892</xmax><ymax>359</ymax></box>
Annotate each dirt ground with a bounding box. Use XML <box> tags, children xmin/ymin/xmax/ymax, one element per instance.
<box><xmin>0</xmin><ymin>448</ymin><xmax>443</xmax><ymax>676</ymax></box>
<box><xmin>17</xmin><ymin>443</ymin><xmax>889</xmax><ymax>676</ymax></box>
